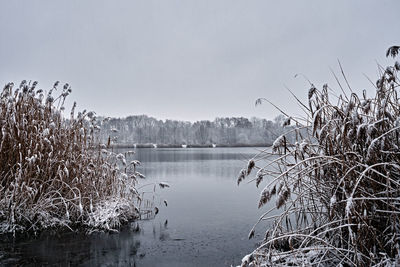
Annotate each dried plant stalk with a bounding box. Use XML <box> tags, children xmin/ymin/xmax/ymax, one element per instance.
<box><xmin>0</xmin><ymin>81</ymin><xmax>144</xmax><ymax>235</ymax></box>
<box><xmin>240</xmin><ymin>51</ymin><xmax>400</xmax><ymax>266</ymax></box>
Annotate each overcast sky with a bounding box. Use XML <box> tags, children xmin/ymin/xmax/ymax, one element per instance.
<box><xmin>0</xmin><ymin>1</ymin><xmax>399</xmax><ymax>121</ymax></box>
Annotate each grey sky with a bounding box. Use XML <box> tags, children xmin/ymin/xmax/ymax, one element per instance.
<box><xmin>0</xmin><ymin>1</ymin><xmax>399</xmax><ymax>121</ymax></box>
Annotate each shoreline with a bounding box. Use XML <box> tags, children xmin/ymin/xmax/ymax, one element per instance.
<box><xmin>110</xmin><ymin>143</ymin><xmax>272</xmax><ymax>149</ymax></box>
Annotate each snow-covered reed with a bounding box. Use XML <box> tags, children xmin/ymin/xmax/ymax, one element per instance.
<box><xmin>239</xmin><ymin>47</ymin><xmax>400</xmax><ymax>266</ymax></box>
<box><xmin>0</xmin><ymin>81</ymin><xmax>145</xmax><ymax>235</ymax></box>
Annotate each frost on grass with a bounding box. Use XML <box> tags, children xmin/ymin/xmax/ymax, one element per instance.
<box><xmin>238</xmin><ymin>50</ymin><xmax>400</xmax><ymax>266</ymax></box>
<box><xmin>0</xmin><ymin>81</ymin><xmax>153</xmax><ymax>235</ymax></box>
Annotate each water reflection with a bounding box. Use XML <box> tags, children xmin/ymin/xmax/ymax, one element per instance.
<box><xmin>134</xmin><ymin>147</ymin><xmax>265</xmax><ymax>181</ymax></box>
<box><xmin>0</xmin><ymin>224</ymin><xmax>141</xmax><ymax>266</ymax></box>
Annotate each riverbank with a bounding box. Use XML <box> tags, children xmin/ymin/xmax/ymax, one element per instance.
<box><xmin>111</xmin><ymin>143</ymin><xmax>272</xmax><ymax>149</ymax></box>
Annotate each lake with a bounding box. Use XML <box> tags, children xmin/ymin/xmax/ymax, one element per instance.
<box><xmin>0</xmin><ymin>147</ymin><xmax>272</xmax><ymax>266</ymax></box>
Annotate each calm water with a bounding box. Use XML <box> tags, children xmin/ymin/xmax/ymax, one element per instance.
<box><xmin>0</xmin><ymin>147</ymin><xmax>272</xmax><ymax>267</ymax></box>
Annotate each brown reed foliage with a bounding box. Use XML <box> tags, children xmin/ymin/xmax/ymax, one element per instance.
<box><xmin>0</xmin><ymin>81</ymin><xmax>142</xmax><ymax>234</ymax></box>
<box><xmin>239</xmin><ymin>49</ymin><xmax>400</xmax><ymax>266</ymax></box>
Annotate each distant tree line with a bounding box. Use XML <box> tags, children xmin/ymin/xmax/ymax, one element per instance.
<box><xmin>98</xmin><ymin>114</ymin><xmax>291</xmax><ymax>146</ymax></box>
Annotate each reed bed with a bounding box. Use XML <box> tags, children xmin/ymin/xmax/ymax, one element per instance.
<box><xmin>0</xmin><ymin>81</ymin><xmax>148</xmax><ymax>235</ymax></box>
<box><xmin>239</xmin><ymin>48</ymin><xmax>400</xmax><ymax>266</ymax></box>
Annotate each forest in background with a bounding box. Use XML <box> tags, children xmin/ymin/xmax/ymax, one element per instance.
<box><xmin>99</xmin><ymin>114</ymin><xmax>289</xmax><ymax>146</ymax></box>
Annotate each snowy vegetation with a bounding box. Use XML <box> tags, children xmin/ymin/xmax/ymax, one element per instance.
<box><xmin>99</xmin><ymin>115</ymin><xmax>290</xmax><ymax>146</ymax></box>
<box><xmin>0</xmin><ymin>81</ymin><xmax>145</xmax><ymax>234</ymax></box>
<box><xmin>239</xmin><ymin>47</ymin><xmax>400</xmax><ymax>266</ymax></box>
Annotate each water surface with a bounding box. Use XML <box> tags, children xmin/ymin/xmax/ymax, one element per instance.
<box><xmin>1</xmin><ymin>147</ymin><xmax>272</xmax><ymax>266</ymax></box>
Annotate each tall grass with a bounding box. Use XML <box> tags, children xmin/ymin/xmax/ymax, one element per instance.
<box><xmin>239</xmin><ymin>48</ymin><xmax>400</xmax><ymax>266</ymax></box>
<box><xmin>0</xmin><ymin>81</ymin><xmax>144</xmax><ymax>235</ymax></box>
